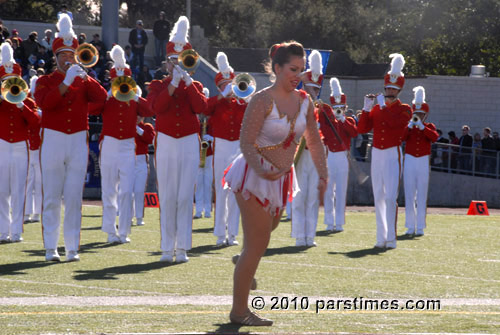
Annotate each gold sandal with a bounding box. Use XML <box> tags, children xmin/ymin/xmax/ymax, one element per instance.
<box><xmin>229</xmin><ymin>310</ymin><xmax>273</xmax><ymax>326</ymax></box>
<box><xmin>232</xmin><ymin>254</ymin><xmax>257</xmax><ymax>290</ymax></box>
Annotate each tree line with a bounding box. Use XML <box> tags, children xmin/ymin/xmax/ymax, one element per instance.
<box><xmin>2</xmin><ymin>0</ymin><xmax>500</xmax><ymax>77</ymax></box>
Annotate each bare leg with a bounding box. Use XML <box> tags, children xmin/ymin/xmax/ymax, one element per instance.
<box><xmin>271</xmin><ymin>209</ymin><xmax>283</xmax><ymax>231</ymax></box>
<box><xmin>231</xmin><ymin>192</ymin><xmax>273</xmax><ymax>316</ymax></box>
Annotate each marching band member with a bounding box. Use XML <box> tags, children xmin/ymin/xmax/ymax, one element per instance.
<box><xmin>132</xmin><ymin>116</ymin><xmax>155</xmax><ymax>226</ymax></box>
<box><xmin>403</xmin><ymin>86</ymin><xmax>438</xmax><ymax>236</ymax></box>
<box><xmin>34</xmin><ymin>14</ymin><xmax>107</xmax><ymax>261</ymax></box>
<box><xmin>291</xmin><ymin>50</ymin><xmax>324</xmax><ymax>247</ymax></box>
<box><xmin>357</xmin><ymin>53</ymin><xmax>411</xmax><ymax>249</ymax></box>
<box><xmin>89</xmin><ymin>45</ymin><xmax>151</xmax><ymax>244</ymax></box>
<box><xmin>194</xmin><ymin>96</ymin><xmax>214</xmax><ymax>220</ymax></box>
<box><xmin>223</xmin><ymin>41</ymin><xmax>328</xmax><ymax>326</ymax></box>
<box><xmin>0</xmin><ymin>43</ymin><xmax>40</xmax><ymax>243</ymax></box>
<box><xmin>320</xmin><ymin>78</ymin><xmax>357</xmax><ymax>233</ymax></box>
<box><xmin>204</xmin><ymin>52</ymin><xmax>246</xmax><ymax>247</ymax></box>
<box><xmin>25</xmin><ymin>75</ymin><xmax>42</xmax><ymax>224</ymax></box>
<box><xmin>147</xmin><ymin>16</ymin><xmax>207</xmax><ymax>263</ymax></box>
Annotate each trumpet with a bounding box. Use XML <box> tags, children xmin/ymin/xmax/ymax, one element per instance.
<box><xmin>412</xmin><ymin>114</ymin><xmax>421</xmax><ymax>123</ymax></box>
<box><xmin>111</xmin><ymin>76</ymin><xmax>138</xmax><ymax>102</ymax></box>
<box><xmin>75</xmin><ymin>43</ymin><xmax>99</xmax><ymax>68</ymax></box>
<box><xmin>1</xmin><ymin>76</ymin><xmax>28</xmax><ymax>104</ymax></box>
<box><xmin>334</xmin><ymin>108</ymin><xmax>344</xmax><ymax>118</ymax></box>
<box><xmin>231</xmin><ymin>73</ymin><xmax>256</xmax><ymax>99</ymax></box>
<box><xmin>178</xmin><ymin>48</ymin><xmax>200</xmax><ymax>74</ymax></box>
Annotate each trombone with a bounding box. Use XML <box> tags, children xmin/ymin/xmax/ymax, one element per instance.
<box><xmin>1</xmin><ymin>76</ymin><xmax>28</xmax><ymax>104</ymax></box>
<box><xmin>111</xmin><ymin>75</ymin><xmax>138</xmax><ymax>102</ymax></box>
<box><xmin>75</xmin><ymin>43</ymin><xmax>99</xmax><ymax>68</ymax></box>
<box><xmin>178</xmin><ymin>48</ymin><xmax>200</xmax><ymax>74</ymax></box>
<box><xmin>231</xmin><ymin>73</ymin><xmax>256</xmax><ymax>99</ymax></box>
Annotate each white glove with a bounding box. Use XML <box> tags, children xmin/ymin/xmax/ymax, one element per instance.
<box><xmin>203</xmin><ymin>134</ymin><xmax>213</xmax><ymax>142</ymax></box>
<box><xmin>16</xmin><ymin>102</ymin><xmax>24</xmax><ymax>109</ymax></box>
<box><xmin>136</xmin><ymin>125</ymin><xmax>144</xmax><ymax>136</ymax></box>
<box><xmin>171</xmin><ymin>67</ymin><xmax>182</xmax><ymax>88</ymax></box>
<box><xmin>408</xmin><ymin>121</ymin><xmax>415</xmax><ymax>129</ymax></box>
<box><xmin>376</xmin><ymin>94</ymin><xmax>386</xmax><ymax>108</ymax></box>
<box><xmin>338</xmin><ymin>114</ymin><xmax>346</xmax><ymax>123</ymax></box>
<box><xmin>363</xmin><ymin>96</ymin><xmax>374</xmax><ymax>112</ymax></box>
<box><xmin>416</xmin><ymin>120</ymin><xmax>425</xmax><ymax>130</ymax></box>
<box><xmin>181</xmin><ymin>69</ymin><xmax>192</xmax><ymax>87</ymax></box>
<box><xmin>221</xmin><ymin>84</ymin><xmax>232</xmax><ymax>97</ymax></box>
<box><xmin>63</xmin><ymin>64</ymin><xmax>86</xmax><ymax>86</ymax></box>
<box><xmin>133</xmin><ymin>86</ymin><xmax>142</xmax><ymax>102</ymax></box>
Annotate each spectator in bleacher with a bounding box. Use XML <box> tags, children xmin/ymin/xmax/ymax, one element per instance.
<box><xmin>0</xmin><ymin>19</ymin><xmax>10</xmax><ymax>43</ymax></box>
<box><xmin>40</xmin><ymin>29</ymin><xmax>53</xmax><ymax>55</ymax></box>
<box><xmin>37</xmin><ymin>45</ymin><xmax>52</xmax><ymax>70</ymax></box>
<box><xmin>57</xmin><ymin>4</ymin><xmax>74</xmax><ymax>21</ymax></box>
<box><xmin>100</xmin><ymin>69</ymin><xmax>111</xmax><ymax>91</ymax></box>
<box><xmin>78</xmin><ymin>32</ymin><xmax>87</xmax><ymax>45</ymax></box>
<box><xmin>458</xmin><ymin>125</ymin><xmax>473</xmax><ymax>173</ymax></box>
<box><xmin>481</xmin><ymin>127</ymin><xmax>496</xmax><ymax>176</ymax></box>
<box><xmin>153</xmin><ymin>11</ymin><xmax>170</xmax><ymax>66</ymax></box>
<box><xmin>448</xmin><ymin>130</ymin><xmax>459</xmax><ymax>172</ymax></box>
<box><xmin>153</xmin><ymin>60</ymin><xmax>168</xmax><ymax>80</ymax></box>
<box><xmin>493</xmin><ymin>131</ymin><xmax>500</xmax><ymax>150</ymax></box>
<box><xmin>432</xmin><ymin>129</ymin><xmax>449</xmax><ymax>172</ymax></box>
<box><xmin>472</xmin><ymin>132</ymin><xmax>482</xmax><ymax>173</ymax></box>
<box><xmin>124</xmin><ymin>45</ymin><xmax>133</xmax><ymax>66</ymax></box>
<box><xmin>20</xmin><ymin>32</ymin><xmax>40</xmax><ymax>67</ymax></box>
<box><xmin>90</xmin><ymin>33</ymin><xmax>106</xmax><ymax>71</ymax></box>
<box><xmin>136</xmin><ymin>64</ymin><xmax>152</xmax><ymax>97</ymax></box>
<box><xmin>128</xmin><ymin>19</ymin><xmax>148</xmax><ymax>73</ymax></box>
<box><xmin>10</xmin><ymin>37</ymin><xmax>23</xmax><ymax>64</ymax></box>
<box><xmin>11</xmin><ymin>29</ymin><xmax>21</xmax><ymax>42</ymax></box>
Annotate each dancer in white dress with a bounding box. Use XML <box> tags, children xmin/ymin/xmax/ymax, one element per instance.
<box><xmin>223</xmin><ymin>41</ymin><xmax>328</xmax><ymax>326</ymax></box>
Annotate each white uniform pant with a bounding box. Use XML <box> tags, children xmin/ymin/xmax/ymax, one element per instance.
<box><xmin>324</xmin><ymin>151</ymin><xmax>349</xmax><ymax>228</ymax></box>
<box><xmin>0</xmin><ymin>140</ymin><xmax>28</xmax><ymax>236</ymax></box>
<box><xmin>195</xmin><ymin>155</ymin><xmax>213</xmax><ymax>216</ymax></box>
<box><xmin>371</xmin><ymin>146</ymin><xmax>402</xmax><ymax>245</ymax></box>
<box><xmin>25</xmin><ymin>149</ymin><xmax>42</xmax><ymax>216</ymax></box>
<box><xmin>132</xmin><ymin>154</ymin><xmax>149</xmax><ymax>220</ymax></box>
<box><xmin>156</xmin><ymin>132</ymin><xmax>199</xmax><ymax>252</ymax></box>
<box><xmin>100</xmin><ymin>136</ymin><xmax>135</xmax><ymax>237</ymax></box>
<box><xmin>291</xmin><ymin>149</ymin><xmax>319</xmax><ymax>239</ymax></box>
<box><xmin>403</xmin><ymin>154</ymin><xmax>430</xmax><ymax>232</ymax></box>
<box><xmin>41</xmin><ymin>129</ymin><xmax>88</xmax><ymax>252</ymax></box>
<box><xmin>213</xmin><ymin>138</ymin><xmax>240</xmax><ymax>238</ymax></box>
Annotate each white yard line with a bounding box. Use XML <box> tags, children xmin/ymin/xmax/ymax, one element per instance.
<box><xmin>0</xmin><ymin>295</ymin><xmax>499</xmax><ymax>307</ymax></box>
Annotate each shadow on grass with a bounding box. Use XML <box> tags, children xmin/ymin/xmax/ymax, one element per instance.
<box><xmin>82</xmin><ymin>214</ymin><xmax>102</xmax><ymax>218</ymax></box>
<box><xmin>189</xmin><ymin>243</ymin><xmax>228</xmax><ymax>257</ymax></box>
<box><xmin>192</xmin><ymin>227</ymin><xmax>213</xmax><ymax>234</ymax></box>
<box><xmin>212</xmin><ymin>323</ymin><xmax>246</xmax><ymax>334</ymax></box>
<box><xmin>316</xmin><ymin>230</ymin><xmax>342</xmax><ymax>237</ymax></box>
<box><xmin>0</xmin><ymin>260</ymin><xmax>61</xmax><ymax>276</ymax></box>
<box><xmin>397</xmin><ymin>234</ymin><xmax>416</xmax><ymax>241</ymax></box>
<box><xmin>81</xmin><ymin>226</ymin><xmax>102</xmax><ymax>231</ymax></box>
<box><xmin>328</xmin><ymin>247</ymin><xmax>386</xmax><ymax>258</ymax></box>
<box><xmin>264</xmin><ymin>245</ymin><xmax>309</xmax><ymax>257</ymax></box>
<box><xmin>73</xmin><ymin>261</ymin><xmax>176</xmax><ymax>280</ymax></box>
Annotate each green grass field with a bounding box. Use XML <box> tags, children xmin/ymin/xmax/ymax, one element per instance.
<box><xmin>0</xmin><ymin>205</ymin><xmax>499</xmax><ymax>334</ymax></box>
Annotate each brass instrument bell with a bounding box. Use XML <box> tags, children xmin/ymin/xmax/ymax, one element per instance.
<box><xmin>75</xmin><ymin>43</ymin><xmax>99</xmax><ymax>68</ymax></box>
<box><xmin>1</xmin><ymin>76</ymin><xmax>28</xmax><ymax>104</ymax></box>
<box><xmin>231</xmin><ymin>73</ymin><xmax>256</xmax><ymax>99</ymax></box>
<box><xmin>111</xmin><ymin>76</ymin><xmax>138</xmax><ymax>102</ymax></box>
<box><xmin>178</xmin><ymin>48</ymin><xmax>200</xmax><ymax>74</ymax></box>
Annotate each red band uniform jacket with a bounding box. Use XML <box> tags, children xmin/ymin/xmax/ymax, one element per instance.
<box><xmin>357</xmin><ymin>99</ymin><xmax>411</xmax><ymax>149</ymax></box>
<box><xmin>147</xmin><ymin>77</ymin><xmax>207</xmax><ymax>138</ymax></box>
